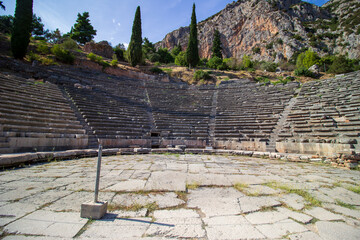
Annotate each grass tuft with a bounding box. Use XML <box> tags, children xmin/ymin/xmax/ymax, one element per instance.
<box><xmin>186</xmin><ymin>181</ymin><xmax>200</xmax><ymax>190</ymax></box>
<box><xmin>346</xmin><ymin>185</ymin><xmax>360</xmax><ymax>194</ymax></box>
<box><xmin>234</xmin><ymin>182</ymin><xmax>249</xmax><ymax>192</ymax></box>
<box><xmin>335</xmin><ymin>199</ymin><xmax>356</xmax><ymax>209</ymax></box>
<box><xmin>265</xmin><ymin>181</ymin><xmax>322</xmax><ymax>207</ymax></box>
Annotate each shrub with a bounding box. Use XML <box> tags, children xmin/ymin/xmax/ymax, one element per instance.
<box><xmin>175</xmin><ymin>51</ymin><xmax>187</xmax><ymax>67</ymax></box>
<box><xmin>252</xmin><ymin>47</ymin><xmax>260</xmax><ymax>54</ymax></box>
<box><xmin>27</xmin><ymin>51</ymin><xmax>40</xmax><ymax>62</ymax></box>
<box><xmin>148</xmin><ymin>52</ymin><xmax>161</xmax><ymax>63</ymax></box>
<box><xmin>266</xmin><ymin>42</ymin><xmax>273</xmax><ymax>49</ymax></box>
<box><xmin>294</xmin><ymin>67</ymin><xmax>315</xmax><ymax>77</ymax></box>
<box><xmin>87</xmin><ymin>52</ymin><xmax>110</xmax><ymax>69</ymax></box>
<box><xmin>207</xmin><ymin>56</ymin><xmax>223</xmax><ymax>69</ymax></box>
<box><xmin>61</xmin><ymin>38</ymin><xmax>78</xmax><ymax>50</ymax></box>
<box><xmin>217</xmin><ymin>62</ymin><xmax>228</xmax><ymax>70</ymax></box>
<box><xmin>223</xmin><ymin>58</ymin><xmax>239</xmax><ymax>70</ymax></box>
<box><xmin>51</xmin><ymin>44</ymin><xmax>75</xmax><ymax>64</ymax></box>
<box><xmin>276</xmin><ymin>38</ymin><xmax>283</xmax><ymax>45</ymax></box>
<box><xmin>296</xmin><ymin>52</ymin><xmax>306</xmax><ymax>69</ymax></box>
<box><xmin>260</xmin><ymin>62</ymin><xmax>278</xmax><ymax>72</ymax></box>
<box><xmin>157</xmin><ymin>48</ymin><xmax>174</xmax><ymax>63</ymax></box>
<box><xmin>303</xmin><ymin>50</ymin><xmax>320</xmax><ymax>69</ymax></box>
<box><xmin>279</xmin><ymin>61</ymin><xmax>296</xmax><ymax>71</ymax></box>
<box><xmin>242</xmin><ymin>55</ymin><xmax>253</xmax><ymax>69</ymax></box>
<box><xmin>36</xmin><ymin>41</ymin><xmax>49</xmax><ymax>54</ymax></box>
<box><xmin>193</xmin><ymin>70</ymin><xmax>211</xmax><ymax>81</ymax></box>
<box><xmin>114</xmin><ymin>47</ymin><xmax>125</xmax><ymax>61</ymax></box>
<box><xmin>110</xmin><ymin>59</ymin><xmax>118</xmax><ymax>67</ymax></box>
<box><xmin>87</xmin><ymin>52</ymin><xmax>102</xmax><ymax>62</ymax></box>
<box><xmin>293</xmin><ymin>34</ymin><xmax>303</xmax><ymax>41</ymax></box>
<box><xmin>200</xmin><ymin>58</ymin><xmax>208</xmax><ymax>67</ymax></box>
<box><xmin>40</xmin><ymin>57</ymin><xmax>55</xmax><ymax>65</ymax></box>
<box><xmin>149</xmin><ymin>67</ymin><xmax>164</xmax><ymax>74</ymax></box>
<box><xmin>327</xmin><ymin>55</ymin><xmax>353</xmax><ymax>74</ymax></box>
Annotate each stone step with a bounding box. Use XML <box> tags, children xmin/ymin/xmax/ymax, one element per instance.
<box><xmin>3</xmin><ymin>125</ymin><xmax>86</xmax><ymax>135</ymax></box>
<box><xmin>0</xmin><ymin>118</ymin><xmax>83</xmax><ymax>129</ymax></box>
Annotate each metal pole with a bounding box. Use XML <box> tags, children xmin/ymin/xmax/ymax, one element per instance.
<box><xmin>94</xmin><ymin>144</ymin><xmax>102</xmax><ymax>203</ymax></box>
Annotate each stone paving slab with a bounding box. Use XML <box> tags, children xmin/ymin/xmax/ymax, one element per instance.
<box><xmin>305</xmin><ymin>207</ymin><xmax>344</xmax><ymax>221</ymax></box>
<box><xmin>238</xmin><ymin>196</ymin><xmax>282</xmax><ymax>213</ymax></box>
<box><xmin>316</xmin><ymin>221</ymin><xmax>360</xmax><ymax>240</ymax></box>
<box><xmin>1</xmin><ymin>154</ymin><xmax>360</xmax><ymax>239</ymax></box>
<box><xmin>144</xmin><ymin>171</ymin><xmax>186</xmax><ymax>191</ymax></box>
<box><xmin>323</xmin><ymin>203</ymin><xmax>360</xmax><ymax>219</ymax></box>
<box><xmin>145</xmin><ymin>209</ymin><xmax>205</xmax><ymax>238</ymax></box>
<box><xmin>79</xmin><ymin>217</ymin><xmax>152</xmax><ymax>239</ymax></box>
<box><xmin>255</xmin><ymin>219</ymin><xmax>308</xmax><ymax>239</ymax></box>
<box><xmin>5</xmin><ymin>210</ymin><xmax>87</xmax><ymax>238</ymax></box>
<box><xmin>279</xmin><ymin>193</ymin><xmax>306</xmax><ymax>210</ymax></box>
<box><xmin>111</xmin><ymin>192</ymin><xmax>185</xmax><ymax>209</ymax></box>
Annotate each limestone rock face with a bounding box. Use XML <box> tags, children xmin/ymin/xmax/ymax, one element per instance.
<box><xmin>84</xmin><ymin>41</ymin><xmax>114</xmax><ymax>59</ymax></box>
<box><xmin>156</xmin><ymin>0</ymin><xmax>359</xmax><ymax>61</ymax></box>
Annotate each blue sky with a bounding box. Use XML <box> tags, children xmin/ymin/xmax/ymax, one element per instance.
<box><xmin>1</xmin><ymin>0</ymin><xmax>329</xmax><ymax>47</ymax></box>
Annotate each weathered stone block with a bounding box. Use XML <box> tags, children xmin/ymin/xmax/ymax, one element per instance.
<box><xmin>81</xmin><ymin>201</ymin><xmax>108</xmax><ymax>220</ymax></box>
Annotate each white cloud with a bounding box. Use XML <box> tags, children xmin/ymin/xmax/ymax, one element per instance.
<box><xmin>117</xmin><ymin>23</ymin><xmax>121</xmax><ymax>27</ymax></box>
<box><xmin>112</xmin><ymin>19</ymin><xmax>115</xmax><ymax>24</ymax></box>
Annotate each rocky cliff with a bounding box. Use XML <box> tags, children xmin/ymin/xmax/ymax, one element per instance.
<box><xmin>156</xmin><ymin>0</ymin><xmax>360</xmax><ymax>61</ymax></box>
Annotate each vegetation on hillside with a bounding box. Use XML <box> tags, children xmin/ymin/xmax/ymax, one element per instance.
<box><xmin>1</xmin><ymin>0</ymin><xmax>360</xmax><ymax>86</ymax></box>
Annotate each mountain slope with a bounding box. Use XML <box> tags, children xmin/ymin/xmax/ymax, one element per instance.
<box><xmin>156</xmin><ymin>0</ymin><xmax>359</xmax><ymax>61</ymax></box>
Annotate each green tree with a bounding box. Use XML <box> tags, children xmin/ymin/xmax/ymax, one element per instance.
<box><xmin>128</xmin><ymin>6</ymin><xmax>142</xmax><ymax>67</ymax></box>
<box><xmin>0</xmin><ymin>1</ymin><xmax>5</xmax><ymax>10</ymax></box>
<box><xmin>31</xmin><ymin>14</ymin><xmax>48</xmax><ymax>39</ymax></box>
<box><xmin>0</xmin><ymin>15</ymin><xmax>14</xmax><ymax>34</ymax></box>
<box><xmin>142</xmin><ymin>37</ymin><xmax>155</xmax><ymax>59</ymax></box>
<box><xmin>296</xmin><ymin>52</ymin><xmax>306</xmax><ymax>69</ymax></box>
<box><xmin>207</xmin><ymin>56</ymin><xmax>223</xmax><ymax>69</ymax></box>
<box><xmin>157</xmin><ymin>48</ymin><xmax>174</xmax><ymax>63</ymax></box>
<box><xmin>175</xmin><ymin>51</ymin><xmax>187</xmax><ymax>66</ymax></box>
<box><xmin>302</xmin><ymin>49</ymin><xmax>319</xmax><ymax>69</ymax></box>
<box><xmin>70</xmin><ymin>12</ymin><xmax>97</xmax><ymax>44</ymax></box>
<box><xmin>11</xmin><ymin>0</ymin><xmax>33</xmax><ymax>59</ymax></box>
<box><xmin>46</xmin><ymin>28</ymin><xmax>62</xmax><ymax>43</ymax></box>
<box><xmin>186</xmin><ymin>3</ymin><xmax>199</xmax><ymax>68</ymax></box>
<box><xmin>171</xmin><ymin>44</ymin><xmax>182</xmax><ymax>57</ymax></box>
<box><xmin>114</xmin><ymin>43</ymin><xmax>126</xmax><ymax>62</ymax></box>
<box><xmin>327</xmin><ymin>55</ymin><xmax>353</xmax><ymax>74</ymax></box>
<box><xmin>296</xmin><ymin>49</ymin><xmax>319</xmax><ymax>69</ymax></box>
<box><xmin>212</xmin><ymin>29</ymin><xmax>222</xmax><ymax>59</ymax></box>
<box><xmin>242</xmin><ymin>55</ymin><xmax>253</xmax><ymax>69</ymax></box>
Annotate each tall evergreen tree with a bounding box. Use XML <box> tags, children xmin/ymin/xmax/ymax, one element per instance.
<box><xmin>70</xmin><ymin>12</ymin><xmax>96</xmax><ymax>44</ymax></box>
<box><xmin>128</xmin><ymin>6</ymin><xmax>142</xmax><ymax>67</ymax></box>
<box><xmin>212</xmin><ymin>29</ymin><xmax>222</xmax><ymax>59</ymax></box>
<box><xmin>186</xmin><ymin>3</ymin><xmax>199</xmax><ymax>68</ymax></box>
<box><xmin>11</xmin><ymin>0</ymin><xmax>33</xmax><ymax>59</ymax></box>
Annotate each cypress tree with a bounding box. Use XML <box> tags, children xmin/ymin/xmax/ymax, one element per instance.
<box><xmin>186</xmin><ymin>3</ymin><xmax>199</xmax><ymax>68</ymax></box>
<box><xmin>212</xmin><ymin>29</ymin><xmax>222</xmax><ymax>59</ymax></box>
<box><xmin>128</xmin><ymin>6</ymin><xmax>142</xmax><ymax>67</ymax></box>
<box><xmin>11</xmin><ymin>0</ymin><xmax>33</xmax><ymax>59</ymax></box>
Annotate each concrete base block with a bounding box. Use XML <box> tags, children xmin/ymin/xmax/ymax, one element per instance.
<box><xmin>81</xmin><ymin>201</ymin><xmax>108</xmax><ymax>219</ymax></box>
